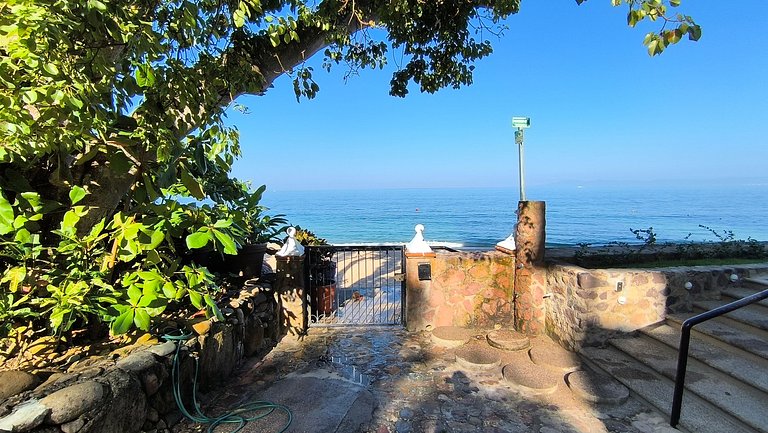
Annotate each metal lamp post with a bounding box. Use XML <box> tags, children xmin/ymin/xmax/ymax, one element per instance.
<box><xmin>512</xmin><ymin>116</ymin><xmax>531</xmax><ymax>201</ymax></box>
<box><xmin>496</xmin><ymin>116</ymin><xmax>531</xmax><ymax>254</ymax></box>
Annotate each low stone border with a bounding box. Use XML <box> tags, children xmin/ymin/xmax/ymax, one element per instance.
<box><xmin>544</xmin><ymin>263</ymin><xmax>768</xmax><ymax>350</ymax></box>
<box><xmin>0</xmin><ymin>281</ymin><xmax>281</xmax><ymax>433</ymax></box>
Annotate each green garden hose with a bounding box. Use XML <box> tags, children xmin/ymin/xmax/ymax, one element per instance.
<box><xmin>163</xmin><ymin>332</ymin><xmax>292</xmax><ymax>433</ymax></box>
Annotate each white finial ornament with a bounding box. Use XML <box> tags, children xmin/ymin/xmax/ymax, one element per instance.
<box><xmin>276</xmin><ymin>227</ymin><xmax>305</xmax><ymax>257</ymax></box>
<box><xmin>405</xmin><ymin>224</ymin><xmax>433</xmax><ymax>254</ymax></box>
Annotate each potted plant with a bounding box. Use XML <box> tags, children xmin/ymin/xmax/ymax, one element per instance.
<box><xmin>296</xmin><ymin>227</ymin><xmax>336</xmax><ymax>315</ymax></box>
<box><xmin>231</xmin><ymin>185</ymin><xmax>288</xmax><ymax>278</ymax></box>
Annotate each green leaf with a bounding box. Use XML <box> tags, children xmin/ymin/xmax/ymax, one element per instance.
<box><xmin>89</xmin><ymin>219</ymin><xmax>105</xmax><ymax>237</ymax></box>
<box><xmin>233</xmin><ymin>9</ymin><xmax>245</xmax><ymax>28</ymax></box>
<box><xmin>213</xmin><ymin>230</ymin><xmax>238</xmax><ymax>255</ymax></box>
<box><xmin>138</xmin><ymin>294</ymin><xmax>156</xmax><ymax>307</ymax></box>
<box><xmin>688</xmin><ymin>25</ymin><xmax>702</xmax><ymax>41</ymax></box>
<box><xmin>0</xmin><ymin>194</ymin><xmax>14</xmax><ymax>235</ymax></box>
<box><xmin>22</xmin><ymin>90</ymin><xmax>37</xmax><ymax>104</ymax></box>
<box><xmin>147</xmin><ymin>230</ymin><xmax>164</xmax><ymax>249</ymax></box>
<box><xmin>186</xmin><ymin>231</ymin><xmax>211</xmax><ymax>249</ymax></box>
<box><xmin>14</xmin><ymin>228</ymin><xmax>31</xmax><ymax>244</ymax></box>
<box><xmin>62</xmin><ymin>210</ymin><xmax>80</xmax><ymax>230</ymax></box>
<box><xmin>188</xmin><ymin>290</ymin><xmax>203</xmax><ymax>309</ymax></box>
<box><xmin>162</xmin><ymin>282</ymin><xmax>177</xmax><ymax>299</ymax></box>
<box><xmin>134</xmin><ymin>309</ymin><xmax>151</xmax><ymax>331</ymax></box>
<box><xmin>212</xmin><ymin>219</ymin><xmax>232</xmax><ymax>229</ymax></box>
<box><xmin>50</xmin><ymin>309</ymin><xmax>67</xmax><ymax>330</ymax></box>
<box><xmin>136</xmin><ymin>64</ymin><xmax>156</xmax><ymax>88</ymax></box>
<box><xmin>69</xmin><ymin>185</ymin><xmax>87</xmax><ymax>205</ymax></box>
<box><xmin>127</xmin><ymin>285</ymin><xmax>142</xmax><ymax>303</ymax></box>
<box><xmin>146</xmin><ymin>250</ymin><xmax>161</xmax><ymax>265</ymax></box>
<box><xmin>43</xmin><ymin>63</ymin><xmax>59</xmax><ymax>76</ymax></box>
<box><xmin>204</xmin><ymin>294</ymin><xmax>225</xmax><ymax>321</ymax></box>
<box><xmin>180</xmin><ymin>169</ymin><xmax>205</xmax><ymax>200</ymax></box>
<box><xmin>88</xmin><ymin>0</ymin><xmax>108</xmax><ymax>11</ymax></box>
<box><xmin>1</xmin><ymin>266</ymin><xmax>26</xmax><ymax>292</ymax></box>
<box><xmin>112</xmin><ymin>309</ymin><xmax>134</xmax><ymax>334</ymax></box>
<box><xmin>141</xmin><ymin>173</ymin><xmax>160</xmax><ymax>200</ymax></box>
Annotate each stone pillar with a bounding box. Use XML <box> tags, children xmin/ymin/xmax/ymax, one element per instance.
<box><xmin>514</xmin><ymin>200</ymin><xmax>546</xmax><ymax>334</ymax></box>
<box><xmin>404</xmin><ymin>251</ymin><xmax>436</xmax><ymax>332</ymax></box>
<box><xmin>275</xmin><ymin>256</ymin><xmax>307</xmax><ymax>338</ymax></box>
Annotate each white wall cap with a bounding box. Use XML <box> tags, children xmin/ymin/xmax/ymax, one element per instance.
<box><xmin>276</xmin><ymin>226</ymin><xmax>305</xmax><ymax>257</ymax></box>
<box><xmin>405</xmin><ymin>224</ymin><xmax>433</xmax><ymax>254</ymax></box>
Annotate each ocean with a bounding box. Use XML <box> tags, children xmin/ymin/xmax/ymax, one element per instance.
<box><xmin>261</xmin><ymin>184</ymin><xmax>768</xmax><ymax>249</ymax></box>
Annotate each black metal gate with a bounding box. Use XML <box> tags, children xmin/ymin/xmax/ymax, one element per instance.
<box><xmin>305</xmin><ymin>245</ymin><xmax>405</xmax><ymax>326</ymax></box>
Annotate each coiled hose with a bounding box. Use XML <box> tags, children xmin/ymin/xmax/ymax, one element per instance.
<box><xmin>164</xmin><ymin>332</ymin><xmax>292</xmax><ymax>433</ymax></box>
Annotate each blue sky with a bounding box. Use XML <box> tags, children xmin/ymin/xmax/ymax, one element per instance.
<box><xmin>228</xmin><ymin>1</ymin><xmax>768</xmax><ymax>192</ymax></box>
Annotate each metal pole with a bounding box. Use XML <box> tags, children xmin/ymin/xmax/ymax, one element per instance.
<box><xmin>516</xmin><ymin>129</ymin><xmax>526</xmax><ymax>201</ymax></box>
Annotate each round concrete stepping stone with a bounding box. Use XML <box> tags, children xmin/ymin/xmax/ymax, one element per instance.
<box><xmin>529</xmin><ymin>342</ymin><xmax>581</xmax><ymax>372</ymax></box>
<box><xmin>502</xmin><ymin>362</ymin><xmax>560</xmax><ymax>395</ymax></box>
<box><xmin>454</xmin><ymin>344</ymin><xmax>501</xmax><ymax>370</ymax></box>
<box><xmin>431</xmin><ymin>326</ymin><xmax>475</xmax><ymax>348</ymax></box>
<box><xmin>566</xmin><ymin>369</ymin><xmax>630</xmax><ymax>405</ymax></box>
<box><xmin>486</xmin><ymin>329</ymin><xmax>530</xmax><ymax>352</ymax></box>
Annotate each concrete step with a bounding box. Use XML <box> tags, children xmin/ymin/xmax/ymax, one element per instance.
<box><xmin>721</xmin><ymin>287</ymin><xmax>768</xmax><ymax>309</ymax></box>
<box><xmin>641</xmin><ymin>323</ymin><xmax>768</xmax><ymax>395</ymax></box>
<box><xmin>580</xmin><ymin>346</ymin><xmax>752</xmax><ymax>433</ymax></box>
<box><xmin>743</xmin><ymin>276</ymin><xmax>768</xmax><ymax>291</ymax></box>
<box><xmin>608</xmin><ymin>334</ymin><xmax>768</xmax><ymax>432</ymax></box>
<box><xmin>667</xmin><ymin>313</ymin><xmax>768</xmax><ymax>360</ymax></box>
<box><xmin>692</xmin><ymin>300</ymin><xmax>768</xmax><ymax>333</ymax></box>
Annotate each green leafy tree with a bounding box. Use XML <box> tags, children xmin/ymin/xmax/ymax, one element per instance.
<box><xmin>0</xmin><ymin>0</ymin><xmax>700</xmax><ymax>232</ymax></box>
<box><xmin>0</xmin><ymin>0</ymin><xmax>699</xmax><ymax>341</ymax></box>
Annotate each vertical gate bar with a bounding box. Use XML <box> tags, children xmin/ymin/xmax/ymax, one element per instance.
<box><xmin>306</xmin><ymin>246</ymin><xmax>312</xmax><ymax>325</ymax></box>
<box><xmin>363</xmin><ymin>249</ymin><xmax>368</xmax><ymax>323</ymax></box>
<box><xmin>387</xmin><ymin>248</ymin><xmax>392</xmax><ymax>324</ymax></box>
<box><xmin>379</xmin><ymin>249</ymin><xmax>385</xmax><ymax>324</ymax></box>
<box><xmin>338</xmin><ymin>248</ymin><xmax>342</xmax><ymax>324</ymax></box>
<box><xmin>388</xmin><ymin>247</ymin><xmax>392</xmax><ymax>324</ymax></box>
<box><xmin>339</xmin><ymin>249</ymin><xmax>344</xmax><ymax>323</ymax></box>
<box><xmin>373</xmin><ymin>249</ymin><xmax>378</xmax><ymax>324</ymax></box>
<box><xmin>377</xmin><ymin>249</ymin><xmax>381</xmax><ymax>324</ymax></box>
<box><xmin>386</xmin><ymin>248</ymin><xmax>391</xmax><ymax>323</ymax></box>
<box><xmin>400</xmin><ymin>246</ymin><xmax>405</xmax><ymax>326</ymax></box>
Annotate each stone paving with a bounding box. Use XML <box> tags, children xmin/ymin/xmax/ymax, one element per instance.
<box><xmin>172</xmin><ymin>327</ymin><xmax>680</xmax><ymax>433</ymax></box>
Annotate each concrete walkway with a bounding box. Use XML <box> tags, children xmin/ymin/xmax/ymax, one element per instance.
<box><xmin>172</xmin><ymin>328</ymin><xmax>679</xmax><ymax>433</ymax></box>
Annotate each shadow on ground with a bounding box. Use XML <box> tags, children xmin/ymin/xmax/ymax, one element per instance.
<box><xmin>171</xmin><ymin>326</ymin><xmax>677</xmax><ymax>433</ymax></box>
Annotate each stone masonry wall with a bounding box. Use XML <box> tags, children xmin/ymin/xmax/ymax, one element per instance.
<box><xmin>543</xmin><ymin>262</ymin><xmax>768</xmax><ymax>350</ymax></box>
<box><xmin>410</xmin><ymin>251</ymin><xmax>515</xmax><ymax>329</ymax></box>
<box><xmin>0</xmin><ymin>280</ymin><xmax>283</xmax><ymax>433</ymax></box>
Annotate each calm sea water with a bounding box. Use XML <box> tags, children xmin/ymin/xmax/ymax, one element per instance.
<box><xmin>262</xmin><ymin>184</ymin><xmax>768</xmax><ymax>249</ymax></box>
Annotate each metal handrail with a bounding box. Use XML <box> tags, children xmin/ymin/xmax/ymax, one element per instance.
<box><xmin>670</xmin><ymin>286</ymin><xmax>768</xmax><ymax>427</ymax></box>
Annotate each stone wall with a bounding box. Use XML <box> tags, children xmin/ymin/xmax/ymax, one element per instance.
<box><xmin>406</xmin><ymin>250</ymin><xmax>515</xmax><ymax>330</ymax></box>
<box><xmin>0</xmin><ymin>280</ymin><xmax>282</xmax><ymax>433</ymax></box>
<box><xmin>543</xmin><ymin>262</ymin><xmax>768</xmax><ymax>350</ymax></box>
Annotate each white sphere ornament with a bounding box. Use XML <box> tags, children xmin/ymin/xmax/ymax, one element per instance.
<box><xmin>684</xmin><ymin>282</ymin><xmax>693</xmax><ymax>291</ymax></box>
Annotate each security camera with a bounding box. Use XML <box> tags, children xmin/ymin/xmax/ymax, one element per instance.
<box><xmin>512</xmin><ymin>116</ymin><xmax>531</xmax><ymax>129</ymax></box>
